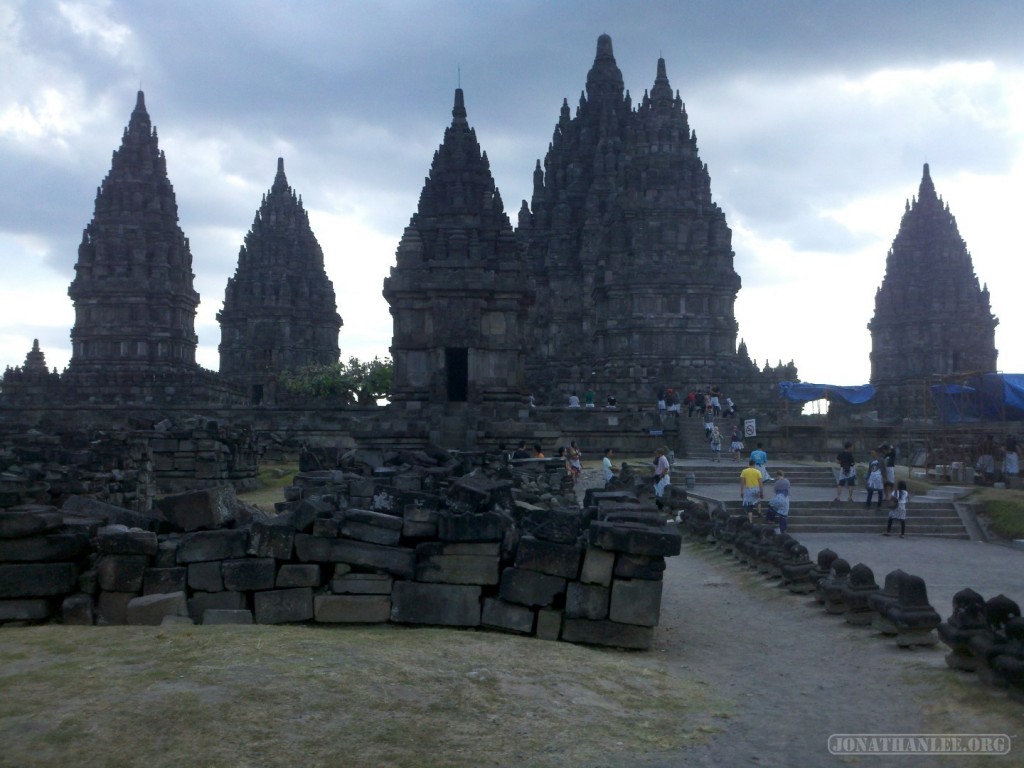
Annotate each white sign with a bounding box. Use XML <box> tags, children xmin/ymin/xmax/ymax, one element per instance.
<box><xmin>744</xmin><ymin>418</ymin><xmax>757</xmax><ymax>437</ymax></box>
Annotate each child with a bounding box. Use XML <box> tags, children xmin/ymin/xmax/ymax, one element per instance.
<box><xmin>709</xmin><ymin>425</ymin><xmax>722</xmax><ymax>462</ymax></box>
<box><xmin>730</xmin><ymin>427</ymin><xmax>744</xmax><ymax>462</ymax></box>
<box><xmin>766</xmin><ymin>470</ymin><xmax>790</xmax><ymax>533</ymax></box>
<box><xmin>885</xmin><ymin>480</ymin><xmax>909</xmax><ymax>537</ymax></box>
<box><xmin>865</xmin><ymin>451</ymin><xmax>884</xmax><ymax>508</ymax></box>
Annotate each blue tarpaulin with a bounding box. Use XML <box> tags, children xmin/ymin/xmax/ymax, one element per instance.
<box><xmin>930</xmin><ymin>373</ymin><xmax>1024</xmax><ymax>423</ymax></box>
<box><xmin>777</xmin><ymin>381</ymin><xmax>876</xmax><ymax>405</ymax></box>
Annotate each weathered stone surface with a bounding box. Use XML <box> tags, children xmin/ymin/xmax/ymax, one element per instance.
<box><xmin>176</xmin><ymin>530</ymin><xmax>248</xmax><ymax>564</ymax></box>
<box><xmin>415</xmin><ymin>542</ymin><xmax>500</xmax><ymax>585</ymax></box>
<box><xmin>155</xmin><ymin>486</ymin><xmax>237</xmax><ymax>532</ymax></box>
<box><xmin>609</xmin><ymin>579</ymin><xmax>663</xmax><ymax>627</ymax></box>
<box><xmin>561</xmin><ymin>618</ymin><xmax>653</xmax><ymax>650</ymax></box>
<box><xmin>331</xmin><ymin>573</ymin><xmax>393</xmax><ymax>595</ymax></box>
<box><xmin>96</xmin><ymin>591</ymin><xmax>135</xmax><ymax>624</ymax></box>
<box><xmin>61</xmin><ymin>593</ymin><xmax>95</xmax><ymax>625</ymax></box>
<box><xmin>314</xmin><ymin>594</ymin><xmax>391</xmax><ymax>624</ymax></box>
<box><xmin>337</xmin><ymin>520</ymin><xmax>401</xmax><ymax>547</ymax></box>
<box><xmin>276</xmin><ymin>564</ymin><xmax>321</xmax><ymax>588</ymax></box>
<box><xmin>62</xmin><ymin>496</ymin><xmax>162</xmax><ymax>532</ymax></box>
<box><xmin>0</xmin><ymin>598</ymin><xmax>52</xmax><ymax>621</ymax></box>
<box><xmin>95</xmin><ymin>526</ymin><xmax>159</xmax><ymax>556</ymax></box>
<box><xmin>246</xmin><ymin>520</ymin><xmax>294</xmax><ymax>559</ymax></box>
<box><xmin>0</xmin><ymin>505</ymin><xmax>63</xmax><ymax>539</ymax></box>
<box><xmin>498</xmin><ymin>567</ymin><xmax>566</xmax><ymax>608</ymax></box>
<box><xmin>189</xmin><ymin>590</ymin><xmax>246</xmax><ymax>621</ymax></box>
<box><xmin>580</xmin><ymin>547</ymin><xmax>615</xmax><ymax>587</ymax></box>
<box><xmin>294</xmin><ymin>534</ymin><xmax>415</xmax><ymax>579</ymax></box>
<box><xmin>202</xmin><ymin>609</ymin><xmax>254</xmax><ymax>625</ymax></box>
<box><xmin>254</xmin><ymin>587</ymin><xmax>314</xmax><ymax>624</ymax></box>
<box><xmin>535</xmin><ymin>608</ymin><xmax>563</xmax><ymax>641</ymax></box>
<box><xmin>125</xmin><ymin>591</ymin><xmax>188</xmax><ymax>625</ymax></box>
<box><xmin>144</xmin><ymin>567</ymin><xmax>187</xmax><ymax>595</ymax></box>
<box><xmin>482</xmin><ymin>597</ymin><xmax>535</xmax><ymax>634</ymax></box>
<box><xmin>97</xmin><ymin>555</ymin><xmax>149</xmax><ymax>593</ymax></box>
<box><xmin>565</xmin><ymin>582</ymin><xmax>610</xmax><ymax>620</ymax></box>
<box><xmin>613</xmin><ymin>554</ymin><xmax>666</xmax><ymax>581</ymax></box>
<box><xmin>0</xmin><ymin>531</ymin><xmax>90</xmax><ymax>562</ymax></box>
<box><xmin>390</xmin><ymin>582</ymin><xmax>481</xmax><ymax>626</ymax></box>
<box><xmin>154</xmin><ymin>538</ymin><xmax>181</xmax><ymax>568</ymax></box>
<box><xmin>588</xmin><ymin>520</ymin><xmax>682</xmax><ymax>557</ymax></box>
<box><xmin>291</xmin><ymin>499</ymin><xmax>334</xmax><ymax>532</ymax></box>
<box><xmin>344</xmin><ymin>508</ymin><xmax>404</xmax><ymax>530</ymax></box>
<box><xmin>514</xmin><ymin>536</ymin><xmax>581</xmax><ymax>579</ymax></box>
<box><xmin>222</xmin><ymin>558</ymin><xmax>276</xmax><ymax>591</ymax></box>
<box><xmin>437</xmin><ymin>511</ymin><xmax>504</xmax><ymax>542</ymax></box>
<box><xmin>188</xmin><ymin>561</ymin><xmax>224</xmax><ymax>592</ymax></box>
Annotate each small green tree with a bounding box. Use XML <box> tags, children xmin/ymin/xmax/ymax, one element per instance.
<box><xmin>278</xmin><ymin>357</ymin><xmax>392</xmax><ymax>404</ymax></box>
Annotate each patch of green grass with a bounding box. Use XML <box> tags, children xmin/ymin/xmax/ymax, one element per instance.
<box><xmin>980</xmin><ymin>498</ymin><xmax>1024</xmax><ymax>539</ymax></box>
<box><xmin>0</xmin><ymin>625</ymin><xmax>726</xmax><ymax>768</ymax></box>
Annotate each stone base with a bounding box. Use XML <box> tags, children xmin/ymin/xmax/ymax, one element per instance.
<box><xmin>845</xmin><ymin>610</ymin><xmax>875</xmax><ymax>626</ymax></box>
<box><xmin>561</xmin><ymin>618</ymin><xmax>652</xmax><ymax>650</ymax></box>
<box><xmin>873</xmin><ymin>614</ymin><xmax>898</xmax><ymax>635</ymax></box>
<box><xmin>944</xmin><ymin>652</ymin><xmax>979</xmax><ymax>672</ymax></box>
<box><xmin>896</xmin><ymin>629</ymin><xmax>938</xmax><ymax>647</ymax></box>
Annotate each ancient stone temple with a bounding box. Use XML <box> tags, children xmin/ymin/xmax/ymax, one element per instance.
<box><xmin>0</xmin><ymin>340</ymin><xmax>61</xmax><ymax>405</ymax></box>
<box><xmin>383</xmin><ymin>89</ymin><xmax>530</xmax><ymax>407</ymax></box>
<box><xmin>217</xmin><ymin>158</ymin><xmax>342</xmax><ymax>404</ymax></box>
<box><xmin>868</xmin><ymin>164</ymin><xmax>998</xmax><ymax>419</ymax></box>
<box><xmin>517</xmin><ymin>35</ymin><xmax>749</xmax><ymax>404</ymax></box>
<box><xmin>63</xmin><ymin>91</ymin><xmax>223</xmax><ymax>403</ymax></box>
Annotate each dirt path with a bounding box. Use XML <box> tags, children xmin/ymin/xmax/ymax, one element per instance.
<box><xmin>575</xmin><ymin>465</ymin><xmax>1020</xmax><ymax>766</ymax></box>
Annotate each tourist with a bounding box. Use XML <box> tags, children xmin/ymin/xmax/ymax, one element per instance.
<box><xmin>667</xmin><ymin>387</ymin><xmax>681</xmax><ymax>415</ymax></box>
<box><xmin>686</xmin><ymin>390</ymin><xmax>697</xmax><ymax>417</ymax></box>
<box><xmin>710</xmin><ymin>384</ymin><xmax>722</xmax><ymax>416</ymax></box>
<box><xmin>880</xmin><ymin>443</ymin><xmax>897</xmax><ymax>497</ymax></box>
<box><xmin>606</xmin><ymin>393</ymin><xmax>617</xmax><ymax>408</ymax></box>
<box><xmin>834</xmin><ymin>441</ymin><xmax>856</xmax><ymax>502</ymax></box>
<box><xmin>703</xmin><ymin>409</ymin><xmax>714</xmax><ymax>440</ymax></box>
<box><xmin>558</xmin><ymin>446</ymin><xmax>570</xmax><ymax>477</ymax></box>
<box><xmin>730</xmin><ymin>426</ymin><xmax>744</xmax><ymax>461</ymax></box>
<box><xmin>709</xmin><ymin>424</ymin><xmax>722</xmax><ymax>462</ymax></box>
<box><xmin>739</xmin><ymin>458</ymin><xmax>763</xmax><ymax>521</ymax></box>
<box><xmin>511</xmin><ymin>441</ymin><xmax>530</xmax><ymax>460</ymax></box>
<box><xmin>722</xmin><ymin>396</ymin><xmax>736</xmax><ymax>418</ymax></box>
<box><xmin>585</xmin><ymin>388</ymin><xmax>596</xmax><ymax>408</ymax></box>
<box><xmin>865</xmin><ymin>450</ymin><xmax>884</xmax><ymax>509</ymax></box>
<box><xmin>750</xmin><ymin>442</ymin><xmax>769</xmax><ymax>482</ymax></box>
<box><xmin>653</xmin><ymin>446</ymin><xmax>671</xmax><ymax>511</ymax></box>
<box><xmin>1003</xmin><ymin>435</ymin><xmax>1019</xmax><ymax>486</ymax></box>
<box><xmin>884</xmin><ymin>480</ymin><xmax>909</xmax><ymax>537</ymax></box>
<box><xmin>567</xmin><ymin>441</ymin><xmax>583</xmax><ymax>484</ymax></box>
<box><xmin>656</xmin><ymin>387</ymin><xmax>667</xmax><ymax>417</ymax></box>
<box><xmin>975</xmin><ymin>434</ymin><xmax>997</xmax><ymax>481</ymax></box>
<box><xmin>568</xmin><ymin>392</ymin><xmax>581</xmax><ymax>408</ymax></box>
<box><xmin>766</xmin><ymin>469</ymin><xmax>790</xmax><ymax>533</ymax></box>
<box><xmin>527</xmin><ymin>393</ymin><xmax>536</xmax><ymax>408</ymax></box>
<box><xmin>602</xmin><ymin>447</ymin><xmax>618</xmax><ymax>485</ymax></box>
<box><xmin>533</xmin><ymin>443</ymin><xmax>545</xmax><ymax>459</ymax></box>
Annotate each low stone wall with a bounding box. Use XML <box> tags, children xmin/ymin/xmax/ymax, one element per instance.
<box><xmin>0</xmin><ymin>452</ymin><xmax>681</xmax><ymax>649</ymax></box>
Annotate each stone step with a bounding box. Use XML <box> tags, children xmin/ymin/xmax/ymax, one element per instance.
<box><xmin>718</xmin><ymin>499</ymin><xmax>968</xmax><ymax>537</ymax></box>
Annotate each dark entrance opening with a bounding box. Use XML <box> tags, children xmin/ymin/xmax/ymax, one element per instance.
<box><xmin>445</xmin><ymin>347</ymin><xmax>468</xmax><ymax>402</ymax></box>
<box><xmin>251</xmin><ymin>384</ymin><xmax>264</xmax><ymax>405</ymax></box>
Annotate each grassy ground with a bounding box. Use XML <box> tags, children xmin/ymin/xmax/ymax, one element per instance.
<box><xmin>0</xmin><ymin>624</ymin><xmax>725</xmax><ymax>768</ymax></box>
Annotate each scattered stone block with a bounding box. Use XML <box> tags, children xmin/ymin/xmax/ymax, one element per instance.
<box><xmin>294</xmin><ymin>534</ymin><xmax>415</xmax><ymax>579</ymax></box>
<box><xmin>331</xmin><ymin>573</ymin><xmax>393</xmax><ymax>595</ymax></box>
<box><xmin>96</xmin><ymin>555</ymin><xmax>149</xmax><ymax>593</ymax></box>
<box><xmin>561</xmin><ymin>618</ymin><xmax>653</xmax><ymax>650</ymax></box>
<box><xmin>0</xmin><ymin>599</ymin><xmax>51</xmax><ymax>622</ymax></box>
<box><xmin>0</xmin><ymin>531</ymin><xmax>90</xmax><ymax>562</ymax></box>
<box><xmin>254</xmin><ymin>587</ymin><xmax>314</xmax><ymax>624</ymax></box>
<box><xmin>95</xmin><ymin>526</ymin><xmax>159</xmax><ymax>556</ymax></box>
<box><xmin>415</xmin><ymin>542</ymin><xmax>500</xmax><ymax>585</ymax></box>
<box><xmin>96</xmin><ymin>591</ymin><xmax>136</xmax><ymax>625</ymax></box>
<box><xmin>246</xmin><ymin>520</ymin><xmax>294</xmax><ymax>559</ymax></box>
<box><xmin>589</xmin><ymin>520</ymin><xmax>682</xmax><ymax>557</ymax></box>
<box><xmin>126</xmin><ymin>591</ymin><xmax>189</xmax><ymax>625</ymax></box>
<box><xmin>482</xmin><ymin>597</ymin><xmax>535</xmax><ymax>634</ymax></box>
<box><xmin>390</xmin><ymin>582</ymin><xmax>481</xmax><ymax>626</ymax></box>
<box><xmin>580</xmin><ymin>547</ymin><xmax>615</xmax><ymax>587</ymax></box>
<box><xmin>314</xmin><ymin>594</ymin><xmax>391</xmax><ymax>623</ymax></box>
<box><xmin>0</xmin><ymin>505</ymin><xmax>63</xmax><ymax>539</ymax></box>
<box><xmin>155</xmin><ymin>486</ymin><xmax>237</xmax><ymax>532</ymax></box>
<box><xmin>189</xmin><ymin>590</ymin><xmax>247</xmax><ymax>622</ymax></box>
<box><xmin>222</xmin><ymin>558</ymin><xmax>276</xmax><ymax>591</ymax></box>
<box><xmin>614</xmin><ymin>554</ymin><xmax>666</xmax><ymax>581</ymax></box>
<box><xmin>203</xmin><ymin>609</ymin><xmax>254</xmax><ymax>625</ymax></box>
<box><xmin>609</xmin><ymin>579</ymin><xmax>663</xmax><ymax>627</ymax></box>
<box><xmin>536</xmin><ymin>608</ymin><xmax>563</xmax><ymax>641</ymax></box>
<box><xmin>514</xmin><ymin>536</ymin><xmax>582</xmax><ymax>579</ymax></box>
<box><xmin>144</xmin><ymin>567</ymin><xmax>187</xmax><ymax>595</ymax></box>
<box><xmin>62</xmin><ymin>496</ymin><xmax>162</xmax><ymax>532</ymax></box>
<box><xmin>61</xmin><ymin>593</ymin><xmax>94</xmax><ymax>625</ymax></box>
<box><xmin>176</xmin><ymin>530</ymin><xmax>249</xmax><ymax>564</ymax></box>
<box><xmin>498</xmin><ymin>567</ymin><xmax>566</xmax><ymax>608</ymax></box>
<box><xmin>276</xmin><ymin>564</ymin><xmax>321</xmax><ymax>588</ymax></box>
<box><xmin>188</xmin><ymin>561</ymin><xmax>224</xmax><ymax>592</ymax></box>
<box><xmin>437</xmin><ymin>511</ymin><xmax>504</xmax><ymax>542</ymax></box>
<box><xmin>565</xmin><ymin>582</ymin><xmax>610</xmax><ymax>620</ymax></box>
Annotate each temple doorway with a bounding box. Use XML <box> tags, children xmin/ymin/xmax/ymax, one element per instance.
<box><xmin>445</xmin><ymin>347</ymin><xmax>468</xmax><ymax>402</ymax></box>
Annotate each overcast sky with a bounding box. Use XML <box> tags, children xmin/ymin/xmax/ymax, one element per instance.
<box><xmin>2</xmin><ymin>0</ymin><xmax>1022</xmax><ymax>387</ymax></box>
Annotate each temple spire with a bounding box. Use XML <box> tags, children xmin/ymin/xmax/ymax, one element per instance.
<box><xmin>452</xmin><ymin>88</ymin><xmax>468</xmax><ymax>126</ymax></box>
<box><xmin>272</xmin><ymin>156</ymin><xmax>288</xmax><ymax>192</ymax></box>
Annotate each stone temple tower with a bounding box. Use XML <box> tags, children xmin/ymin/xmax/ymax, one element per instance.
<box><xmin>517</xmin><ymin>35</ymin><xmax>744</xmax><ymax>404</ymax></box>
<box><xmin>218</xmin><ymin>158</ymin><xmax>342</xmax><ymax>404</ymax></box>
<box><xmin>65</xmin><ymin>91</ymin><xmax>202</xmax><ymax>399</ymax></box>
<box><xmin>869</xmin><ymin>163</ymin><xmax>998</xmax><ymax>418</ymax></box>
<box><xmin>383</xmin><ymin>89</ymin><xmax>531</xmax><ymax>408</ymax></box>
